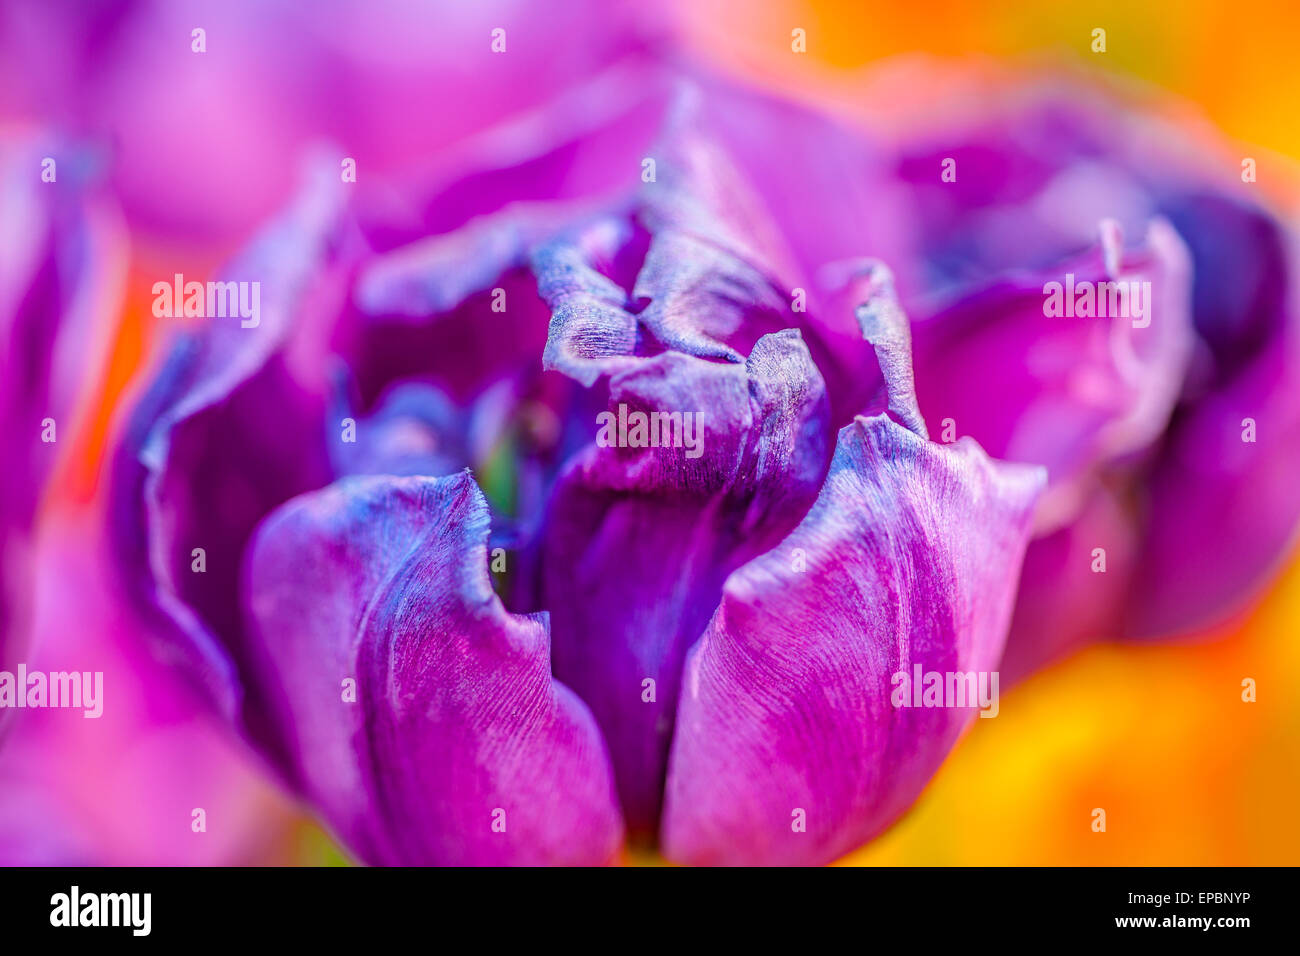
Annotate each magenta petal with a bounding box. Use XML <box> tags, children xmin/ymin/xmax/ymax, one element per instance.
<box><xmin>242</xmin><ymin>472</ymin><xmax>623</xmax><ymax>865</ymax></box>
<box><xmin>913</xmin><ymin>219</ymin><xmax>1193</xmax><ymax>529</ymax></box>
<box><xmin>661</xmin><ymin>416</ymin><xmax>1043</xmax><ymax>865</ymax></box>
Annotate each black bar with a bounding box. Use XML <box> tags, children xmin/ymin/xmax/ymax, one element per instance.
<box><xmin>0</xmin><ymin>866</ymin><xmax>1280</xmax><ymax>942</ymax></box>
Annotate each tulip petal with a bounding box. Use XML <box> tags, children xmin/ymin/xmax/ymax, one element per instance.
<box><xmin>912</xmin><ymin>219</ymin><xmax>1193</xmax><ymax>531</ymax></box>
<box><xmin>110</xmin><ymin>160</ymin><xmax>354</xmax><ymax>727</ymax></box>
<box><xmin>540</xmin><ymin>330</ymin><xmax>830</xmax><ymax>832</ymax></box>
<box><xmin>850</xmin><ymin>262</ymin><xmax>928</xmax><ymax>438</ymax></box>
<box><xmin>679</xmin><ymin>69</ymin><xmax>913</xmax><ymax>311</ymax></box>
<box><xmin>661</xmin><ymin>415</ymin><xmax>1044</xmax><ymax>865</ymax></box>
<box><xmin>241</xmin><ymin>471</ymin><xmax>623</xmax><ymax>865</ymax></box>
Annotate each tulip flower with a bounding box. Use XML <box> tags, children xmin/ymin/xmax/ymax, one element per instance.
<box><xmin>109</xmin><ymin>68</ymin><xmax>1045</xmax><ymax>864</ymax></box>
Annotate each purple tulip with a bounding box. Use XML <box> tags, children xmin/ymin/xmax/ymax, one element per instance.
<box><xmin>109</xmin><ymin>67</ymin><xmax>1045</xmax><ymax>865</ymax></box>
<box><xmin>889</xmin><ymin>74</ymin><xmax>1300</xmax><ymax>681</ymax></box>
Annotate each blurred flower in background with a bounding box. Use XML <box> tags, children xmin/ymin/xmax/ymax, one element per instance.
<box><xmin>882</xmin><ymin>68</ymin><xmax>1300</xmax><ymax>683</ymax></box>
<box><xmin>0</xmin><ymin>0</ymin><xmax>1296</xmax><ymax>865</ymax></box>
<box><xmin>0</xmin><ymin>0</ymin><xmax>662</xmax><ymax>269</ymax></box>
<box><xmin>0</xmin><ymin>137</ymin><xmax>122</xmax><ymax>677</ymax></box>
